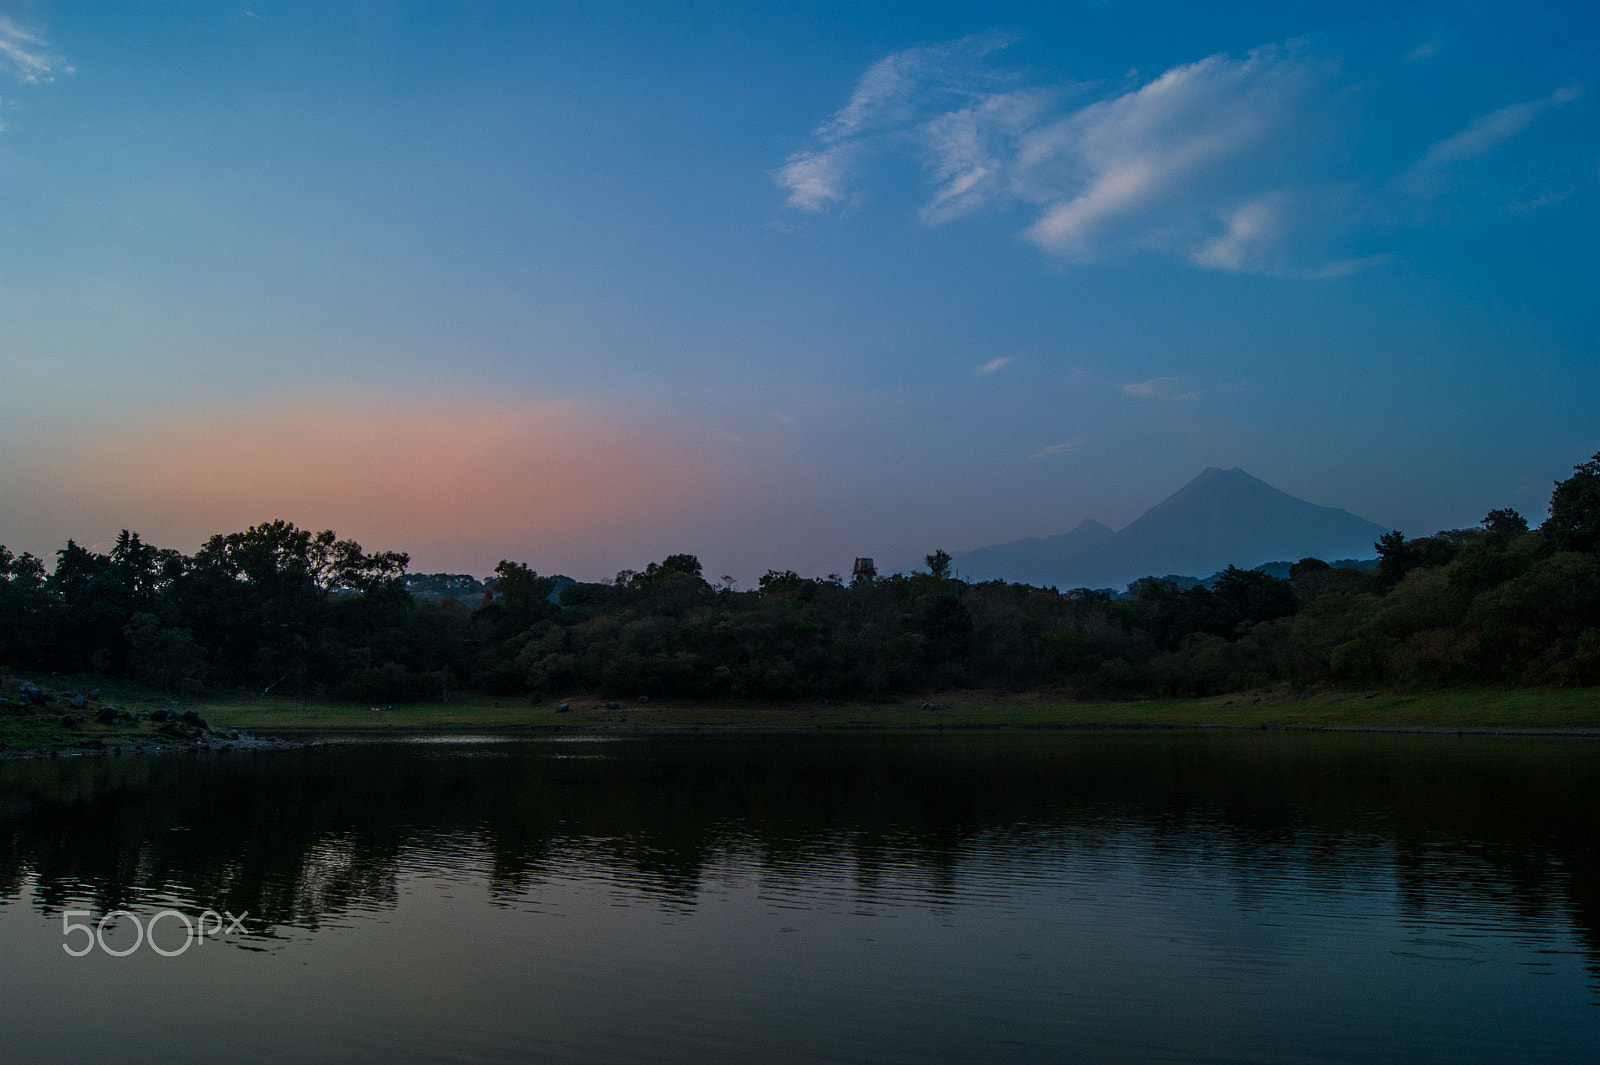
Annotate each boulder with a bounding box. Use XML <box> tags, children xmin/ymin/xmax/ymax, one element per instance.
<box><xmin>59</xmin><ymin>715</ymin><xmax>79</xmax><ymax>730</ymax></box>
<box><xmin>556</xmin><ymin>703</ymin><xmax>571</xmax><ymax>713</ymax></box>
<box><xmin>149</xmin><ymin>709</ymin><xmax>170</xmax><ymax>723</ymax></box>
<box><xmin>94</xmin><ymin>705</ymin><xmax>119</xmax><ymax>726</ymax></box>
<box><xmin>70</xmin><ymin>694</ymin><xmax>87</xmax><ymax>710</ymax></box>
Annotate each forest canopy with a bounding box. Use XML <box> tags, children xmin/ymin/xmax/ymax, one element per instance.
<box><xmin>2</xmin><ymin>454</ymin><xmax>1598</xmax><ymax>701</ymax></box>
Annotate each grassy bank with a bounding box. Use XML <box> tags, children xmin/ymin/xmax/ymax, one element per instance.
<box><xmin>6</xmin><ymin>674</ymin><xmax>1599</xmax><ymax>752</ymax></box>
<box><xmin>198</xmin><ymin>685</ymin><xmax>1600</xmax><ymax>733</ymax></box>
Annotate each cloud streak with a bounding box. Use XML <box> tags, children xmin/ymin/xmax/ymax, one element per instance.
<box><xmin>976</xmin><ymin>356</ymin><xmax>1012</xmax><ymax>375</ymax></box>
<box><xmin>1028</xmin><ymin>439</ymin><xmax>1082</xmax><ymax>460</ymax></box>
<box><xmin>777</xmin><ymin>37</ymin><xmax>1345</xmax><ymax>274</ymax></box>
<box><xmin>1018</xmin><ymin>48</ymin><xmax>1322</xmax><ymax>260</ymax></box>
<box><xmin>1122</xmin><ymin>377</ymin><xmax>1203</xmax><ymax>400</ymax></box>
<box><xmin>1397</xmin><ymin>85</ymin><xmax>1581</xmax><ymax>196</ymax></box>
<box><xmin>774</xmin><ymin>144</ymin><xmax>858</xmax><ymax>211</ymax></box>
<box><xmin>773</xmin><ymin>32</ymin><xmax>1020</xmax><ymax>212</ymax></box>
<box><xmin>0</xmin><ymin>15</ymin><xmax>61</xmax><ymax>84</ymax></box>
<box><xmin>1190</xmin><ymin>194</ymin><xmax>1285</xmax><ymax>272</ymax></box>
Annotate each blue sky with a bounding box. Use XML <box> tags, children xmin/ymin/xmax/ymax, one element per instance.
<box><xmin>0</xmin><ymin>1</ymin><xmax>1595</xmax><ymax>581</ymax></box>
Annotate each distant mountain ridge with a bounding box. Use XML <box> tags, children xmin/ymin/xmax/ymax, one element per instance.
<box><xmin>945</xmin><ymin>519</ymin><xmax>1115</xmax><ymax>588</ymax></box>
<box><xmin>954</xmin><ymin>467</ymin><xmax>1390</xmax><ymax>590</ymax></box>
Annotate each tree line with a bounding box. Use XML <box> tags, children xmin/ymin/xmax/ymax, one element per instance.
<box><xmin>2</xmin><ymin>454</ymin><xmax>1597</xmax><ymax>702</ymax></box>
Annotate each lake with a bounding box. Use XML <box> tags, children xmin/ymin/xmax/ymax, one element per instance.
<box><xmin>1</xmin><ymin>729</ymin><xmax>1596</xmax><ymax>1063</ymax></box>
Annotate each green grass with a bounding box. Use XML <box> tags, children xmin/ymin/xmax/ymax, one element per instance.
<box><xmin>195</xmin><ymin>686</ymin><xmax>1600</xmax><ymax>733</ymax></box>
<box><xmin>6</xmin><ymin>675</ymin><xmax>1598</xmax><ymax>752</ymax></box>
<box><xmin>0</xmin><ymin>710</ymin><xmax>178</xmax><ymax>751</ymax></box>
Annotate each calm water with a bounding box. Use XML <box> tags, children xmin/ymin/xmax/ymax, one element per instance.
<box><xmin>0</xmin><ymin>729</ymin><xmax>1596</xmax><ymax>1063</ymax></box>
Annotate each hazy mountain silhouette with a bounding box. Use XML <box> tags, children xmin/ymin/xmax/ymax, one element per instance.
<box><xmin>949</xmin><ymin>519</ymin><xmax>1115</xmax><ymax>588</ymax></box>
<box><xmin>955</xmin><ymin>467</ymin><xmax>1390</xmax><ymax>589</ymax></box>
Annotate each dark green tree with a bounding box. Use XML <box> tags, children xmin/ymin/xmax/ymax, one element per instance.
<box><xmin>1543</xmin><ymin>452</ymin><xmax>1600</xmax><ymax>552</ymax></box>
<box><xmin>0</xmin><ymin>546</ymin><xmax>52</xmax><ymax>669</ymax></box>
<box><xmin>1482</xmin><ymin>508</ymin><xmax>1529</xmax><ymax>539</ymax></box>
<box><xmin>1289</xmin><ymin>557</ymin><xmax>1330</xmax><ymax>580</ymax></box>
<box><xmin>476</xmin><ymin>561</ymin><xmax>558</xmax><ymax>648</ymax></box>
<box><xmin>1210</xmin><ymin>566</ymin><xmax>1298</xmax><ymax>628</ymax></box>
<box><xmin>758</xmin><ymin>570</ymin><xmax>808</xmax><ymax>597</ymax></box>
<box><xmin>915</xmin><ymin>592</ymin><xmax>973</xmax><ymax>670</ymax></box>
<box><xmin>1374</xmin><ymin>530</ymin><xmax>1409</xmax><ymax>589</ymax></box>
<box><xmin>655</xmin><ymin>553</ymin><xmax>703</xmax><ymax>577</ymax></box>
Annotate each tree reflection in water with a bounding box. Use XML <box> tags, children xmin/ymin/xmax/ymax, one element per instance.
<box><xmin>0</xmin><ymin>731</ymin><xmax>1595</xmax><ymax>990</ymax></box>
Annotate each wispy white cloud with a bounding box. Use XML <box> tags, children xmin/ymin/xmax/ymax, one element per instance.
<box><xmin>917</xmin><ymin>88</ymin><xmax>1051</xmax><ymax>225</ymax></box>
<box><xmin>1188</xmin><ymin>193</ymin><xmax>1389</xmax><ymax>278</ymax></box>
<box><xmin>1508</xmin><ymin>186</ymin><xmax>1580</xmax><ymax>214</ymax></box>
<box><xmin>1028</xmin><ymin>439</ymin><xmax>1082</xmax><ymax>460</ymax></box>
<box><xmin>1122</xmin><ymin>377</ymin><xmax>1203</xmax><ymax>401</ymax></box>
<box><xmin>1191</xmin><ymin>194</ymin><xmax>1286</xmax><ymax>272</ymax></box>
<box><xmin>1299</xmin><ymin>254</ymin><xmax>1391</xmax><ymax>279</ymax></box>
<box><xmin>773</xmin><ymin>32</ymin><xmax>1020</xmax><ymax>213</ymax></box>
<box><xmin>1408</xmin><ymin>42</ymin><xmax>1436</xmax><ymax>62</ymax></box>
<box><xmin>1397</xmin><ymin>85</ymin><xmax>1581</xmax><ymax>196</ymax></box>
<box><xmin>1018</xmin><ymin>47</ymin><xmax>1323</xmax><ymax>260</ymax></box>
<box><xmin>975</xmin><ymin>356</ymin><xmax>1012</xmax><ymax>375</ymax></box>
<box><xmin>777</xmin><ymin>36</ymin><xmax>1345</xmax><ymax>274</ymax></box>
<box><xmin>0</xmin><ymin>15</ymin><xmax>67</xmax><ymax>134</ymax></box>
<box><xmin>774</xmin><ymin>144</ymin><xmax>858</xmax><ymax>211</ymax></box>
<box><xmin>0</xmin><ymin>15</ymin><xmax>62</xmax><ymax>84</ymax></box>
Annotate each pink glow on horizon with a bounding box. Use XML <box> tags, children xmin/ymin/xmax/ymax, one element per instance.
<box><xmin>2</xmin><ymin>398</ymin><xmax>749</xmax><ymax>579</ymax></box>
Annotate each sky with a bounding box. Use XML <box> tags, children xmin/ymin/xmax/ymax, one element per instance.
<box><xmin>0</xmin><ymin>1</ymin><xmax>1595</xmax><ymax>583</ymax></box>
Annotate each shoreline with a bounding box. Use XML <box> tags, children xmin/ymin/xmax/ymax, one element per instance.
<box><xmin>5</xmin><ymin>679</ymin><xmax>1599</xmax><ymax>759</ymax></box>
<box><xmin>262</xmin><ymin>720</ymin><xmax>1600</xmax><ymax>738</ymax></box>
<box><xmin>5</xmin><ymin>719</ymin><xmax>1598</xmax><ymax>762</ymax></box>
